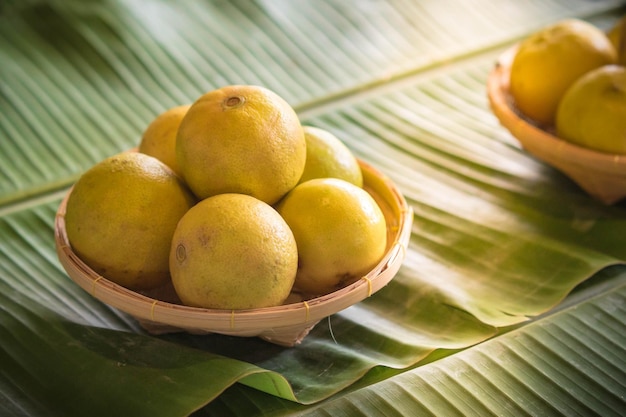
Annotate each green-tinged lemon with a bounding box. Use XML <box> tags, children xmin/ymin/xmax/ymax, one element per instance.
<box><xmin>65</xmin><ymin>152</ymin><xmax>197</xmax><ymax>290</ymax></box>
<box><xmin>176</xmin><ymin>85</ymin><xmax>306</xmax><ymax>204</ymax></box>
<box><xmin>170</xmin><ymin>193</ymin><xmax>298</xmax><ymax>309</ymax></box>
<box><xmin>556</xmin><ymin>65</ymin><xmax>626</xmax><ymax>154</ymax></box>
<box><xmin>276</xmin><ymin>178</ymin><xmax>387</xmax><ymax>296</ymax></box>
<box><xmin>298</xmin><ymin>125</ymin><xmax>363</xmax><ymax>187</ymax></box>
<box><xmin>138</xmin><ymin>104</ymin><xmax>190</xmax><ymax>176</ymax></box>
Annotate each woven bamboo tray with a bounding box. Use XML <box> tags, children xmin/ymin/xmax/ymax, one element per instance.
<box><xmin>487</xmin><ymin>45</ymin><xmax>626</xmax><ymax>205</ymax></box>
<box><xmin>55</xmin><ymin>159</ymin><xmax>413</xmax><ymax>347</ymax></box>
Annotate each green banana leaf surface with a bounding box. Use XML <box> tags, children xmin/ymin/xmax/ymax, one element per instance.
<box><xmin>1</xmin><ymin>0</ymin><xmax>625</xmax><ymax>416</ymax></box>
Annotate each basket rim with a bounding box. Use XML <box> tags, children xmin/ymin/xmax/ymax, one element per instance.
<box><xmin>486</xmin><ymin>45</ymin><xmax>626</xmax><ymax>170</ymax></box>
<box><xmin>55</xmin><ymin>158</ymin><xmax>413</xmax><ymax>333</ymax></box>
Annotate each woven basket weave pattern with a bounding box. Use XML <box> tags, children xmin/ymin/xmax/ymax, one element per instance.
<box><xmin>55</xmin><ymin>159</ymin><xmax>413</xmax><ymax>346</ymax></box>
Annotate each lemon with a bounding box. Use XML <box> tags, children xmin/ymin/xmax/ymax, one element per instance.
<box><xmin>170</xmin><ymin>193</ymin><xmax>298</xmax><ymax>309</ymax></box>
<box><xmin>607</xmin><ymin>15</ymin><xmax>626</xmax><ymax>65</ymax></box>
<box><xmin>138</xmin><ymin>104</ymin><xmax>190</xmax><ymax>176</ymax></box>
<box><xmin>176</xmin><ymin>85</ymin><xmax>306</xmax><ymax>204</ymax></box>
<box><xmin>556</xmin><ymin>65</ymin><xmax>626</xmax><ymax>154</ymax></box>
<box><xmin>510</xmin><ymin>19</ymin><xmax>617</xmax><ymax>126</ymax></box>
<box><xmin>65</xmin><ymin>152</ymin><xmax>197</xmax><ymax>290</ymax></box>
<box><xmin>298</xmin><ymin>126</ymin><xmax>363</xmax><ymax>187</ymax></box>
<box><xmin>276</xmin><ymin>178</ymin><xmax>387</xmax><ymax>296</ymax></box>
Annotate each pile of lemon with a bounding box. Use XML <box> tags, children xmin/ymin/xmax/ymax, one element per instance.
<box><xmin>64</xmin><ymin>85</ymin><xmax>388</xmax><ymax>310</ymax></box>
<box><xmin>509</xmin><ymin>16</ymin><xmax>626</xmax><ymax>153</ymax></box>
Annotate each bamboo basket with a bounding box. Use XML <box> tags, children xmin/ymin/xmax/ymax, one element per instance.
<box><xmin>487</xmin><ymin>45</ymin><xmax>626</xmax><ymax>205</ymax></box>
<box><xmin>55</xmin><ymin>159</ymin><xmax>413</xmax><ymax>347</ymax></box>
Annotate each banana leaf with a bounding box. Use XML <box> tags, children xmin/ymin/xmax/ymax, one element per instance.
<box><xmin>197</xmin><ymin>266</ymin><xmax>626</xmax><ymax>416</ymax></box>
<box><xmin>1</xmin><ymin>0</ymin><xmax>625</xmax><ymax>416</ymax></box>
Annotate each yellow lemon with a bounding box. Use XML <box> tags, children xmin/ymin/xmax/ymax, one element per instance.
<box><xmin>64</xmin><ymin>152</ymin><xmax>197</xmax><ymax>290</ymax></box>
<box><xmin>298</xmin><ymin>125</ymin><xmax>363</xmax><ymax>187</ymax></box>
<box><xmin>556</xmin><ymin>65</ymin><xmax>626</xmax><ymax>154</ymax></box>
<box><xmin>176</xmin><ymin>85</ymin><xmax>306</xmax><ymax>204</ymax></box>
<box><xmin>170</xmin><ymin>193</ymin><xmax>298</xmax><ymax>309</ymax></box>
<box><xmin>138</xmin><ymin>104</ymin><xmax>190</xmax><ymax>176</ymax></box>
<box><xmin>510</xmin><ymin>19</ymin><xmax>617</xmax><ymax>126</ymax></box>
<box><xmin>276</xmin><ymin>178</ymin><xmax>387</xmax><ymax>296</ymax></box>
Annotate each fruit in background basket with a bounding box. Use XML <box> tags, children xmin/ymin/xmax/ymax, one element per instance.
<box><xmin>176</xmin><ymin>85</ymin><xmax>306</xmax><ymax>204</ymax></box>
<box><xmin>298</xmin><ymin>125</ymin><xmax>363</xmax><ymax>187</ymax></box>
<box><xmin>64</xmin><ymin>152</ymin><xmax>197</xmax><ymax>291</ymax></box>
<box><xmin>276</xmin><ymin>178</ymin><xmax>387</xmax><ymax>296</ymax></box>
<box><xmin>509</xmin><ymin>18</ymin><xmax>617</xmax><ymax>126</ymax></box>
<box><xmin>555</xmin><ymin>65</ymin><xmax>626</xmax><ymax>154</ymax></box>
<box><xmin>138</xmin><ymin>104</ymin><xmax>190</xmax><ymax>176</ymax></box>
<box><xmin>170</xmin><ymin>193</ymin><xmax>298</xmax><ymax>309</ymax></box>
<box><xmin>607</xmin><ymin>15</ymin><xmax>626</xmax><ymax>65</ymax></box>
